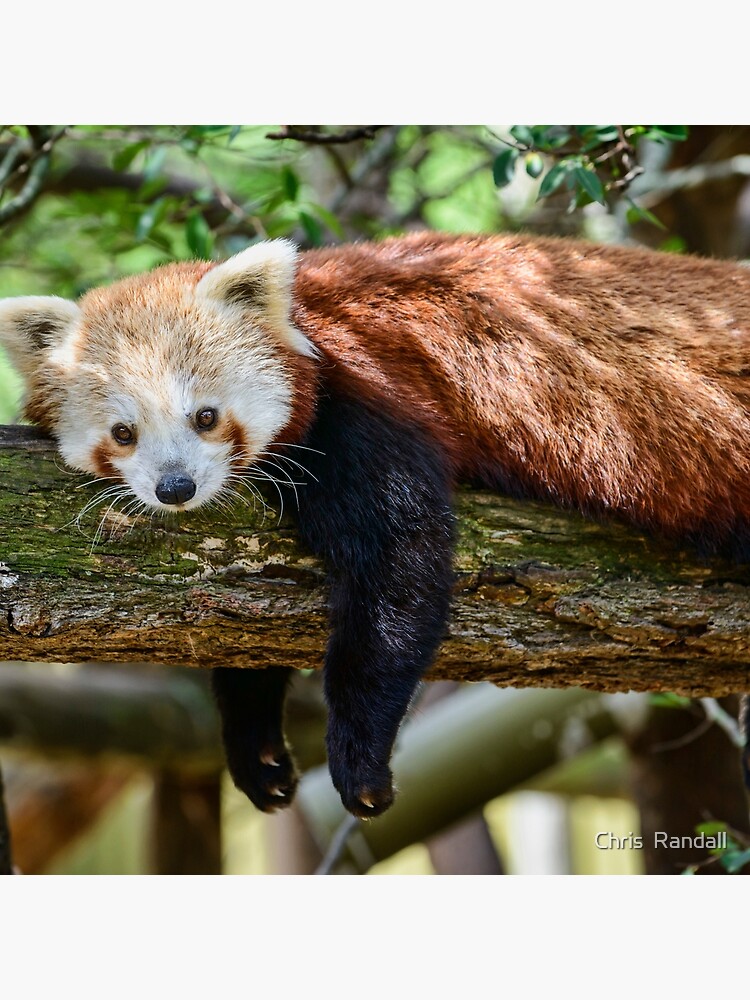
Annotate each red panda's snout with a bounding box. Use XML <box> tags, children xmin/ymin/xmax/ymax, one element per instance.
<box><xmin>154</xmin><ymin>472</ymin><xmax>197</xmax><ymax>506</ymax></box>
<box><xmin>98</xmin><ymin>423</ymin><xmax>246</xmax><ymax>515</ymax></box>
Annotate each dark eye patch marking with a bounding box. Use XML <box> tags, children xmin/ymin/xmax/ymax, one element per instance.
<box><xmin>92</xmin><ymin>443</ymin><xmax>122</xmax><ymax>481</ymax></box>
<box><xmin>221</xmin><ymin>414</ymin><xmax>249</xmax><ymax>465</ymax></box>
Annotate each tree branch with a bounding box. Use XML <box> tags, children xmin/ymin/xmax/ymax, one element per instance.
<box><xmin>265</xmin><ymin>126</ymin><xmax>385</xmax><ymax>145</ymax></box>
<box><xmin>0</xmin><ymin>142</ymin><xmax>260</xmax><ymax>238</ymax></box>
<box><xmin>2</xmin><ymin>426</ymin><xmax>750</xmax><ymax>695</ymax></box>
<box><xmin>0</xmin><ymin>128</ymin><xmax>67</xmax><ymax>226</ymax></box>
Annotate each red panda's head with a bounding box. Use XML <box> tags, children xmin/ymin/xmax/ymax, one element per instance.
<box><xmin>0</xmin><ymin>240</ymin><xmax>317</xmax><ymax>514</ymax></box>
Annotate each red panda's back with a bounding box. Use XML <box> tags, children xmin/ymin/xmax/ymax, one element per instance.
<box><xmin>293</xmin><ymin>232</ymin><xmax>750</xmax><ymax>545</ymax></box>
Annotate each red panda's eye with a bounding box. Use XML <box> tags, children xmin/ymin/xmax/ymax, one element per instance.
<box><xmin>112</xmin><ymin>423</ymin><xmax>135</xmax><ymax>445</ymax></box>
<box><xmin>196</xmin><ymin>408</ymin><xmax>218</xmax><ymax>430</ymax></box>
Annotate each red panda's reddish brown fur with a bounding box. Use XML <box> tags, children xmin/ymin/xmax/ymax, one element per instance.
<box><xmin>290</xmin><ymin>232</ymin><xmax>750</xmax><ymax>550</ymax></box>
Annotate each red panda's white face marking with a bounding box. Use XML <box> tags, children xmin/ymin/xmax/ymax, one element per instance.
<box><xmin>0</xmin><ymin>240</ymin><xmax>317</xmax><ymax>514</ymax></box>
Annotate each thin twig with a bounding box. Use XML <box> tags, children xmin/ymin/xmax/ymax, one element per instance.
<box><xmin>649</xmin><ymin>698</ymin><xmax>744</xmax><ymax>753</ymax></box>
<box><xmin>266</xmin><ymin>126</ymin><xmax>385</xmax><ymax>145</ymax></box>
<box><xmin>0</xmin><ymin>150</ymin><xmax>53</xmax><ymax>223</ymax></box>
<box><xmin>328</xmin><ymin>126</ymin><xmax>402</xmax><ymax>214</ymax></box>
<box><xmin>650</xmin><ymin>712</ymin><xmax>714</xmax><ymax>753</ymax></box>
<box><xmin>0</xmin><ymin>126</ymin><xmax>67</xmax><ymax>225</ymax></box>
<box><xmin>314</xmin><ymin>813</ymin><xmax>360</xmax><ymax>875</ymax></box>
<box><xmin>700</xmin><ymin>698</ymin><xmax>744</xmax><ymax>749</ymax></box>
<box><xmin>0</xmin><ymin>138</ymin><xmax>24</xmax><ymax>185</ymax></box>
<box><xmin>638</xmin><ymin>155</ymin><xmax>750</xmax><ymax>206</ymax></box>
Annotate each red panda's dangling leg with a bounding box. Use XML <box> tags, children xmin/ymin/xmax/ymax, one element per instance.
<box><xmin>211</xmin><ymin>666</ymin><xmax>299</xmax><ymax>812</ymax></box>
<box><xmin>291</xmin><ymin>394</ymin><xmax>455</xmax><ymax>818</ymax></box>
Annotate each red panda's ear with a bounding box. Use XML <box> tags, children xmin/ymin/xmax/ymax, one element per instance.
<box><xmin>194</xmin><ymin>239</ymin><xmax>317</xmax><ymax>358</ymax></box>
<box><xmin>0</xmin><ymin>296</ymin><xmax>80</xmax><ymax>378</ymax></box>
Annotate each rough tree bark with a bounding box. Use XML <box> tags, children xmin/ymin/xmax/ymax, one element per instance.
<box><xmin>2</xmin><ymin>426</ymin><xmax>750</xmax><ymax>696</ymax></box>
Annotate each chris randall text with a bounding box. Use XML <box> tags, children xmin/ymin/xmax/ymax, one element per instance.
<box><xmin>595</xmin><ymin>831</ymin><xmax>727</xmax><ymax>851</ymax></box>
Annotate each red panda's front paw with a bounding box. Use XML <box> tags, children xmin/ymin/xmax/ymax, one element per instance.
<box><xmin>226</xmin><ymin>744</ymin><xmax>300</xmax><ymax>813</ymax></box>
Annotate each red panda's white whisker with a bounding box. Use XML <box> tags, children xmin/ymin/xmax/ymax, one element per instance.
<box><xmin>114</xmin><ymin>498</ymin><xmax>149</xmax><ymax>538</ymax></box>
<box><xmin>75</xmin><ymin>475</ymin><xmax>122</xmax><ymax>491</ymax></box>
<box><xmin>206</xmin><ymin>481</ymin><xmax>264</xmax><ymax>521</ymax></box>
<box><xmin>120</xmin><ymin>497</ymin><xmax>145</xmax><ymax>519</ymax></box>
<box><xmin>74</xmin><ymin>491</ymin><xmax>131</xmax><ymax>527</ymax></box>
<box><xmin>252</xmin><ymin>458</ymin><xmax>303</xmax><ymax>507</ymax></box>
<box><xmin>246</xmin><ymin>466</ymin><xmax>285</xmax><ymax>523</ymax></box>
<box><xmin>231</xmin><ymin>450</ymin><xmax>307</xmax><ymax>490</ymax></box>
<box><xmin>90</xmin><ymin>490</ymin><xmax>136</xmax><ymax>552</ymax></box>
<box><xmin>219</xmin><ymin>485</ymin><xmax>250</xmax><ymax>506</ymax></box>
<box><xmin>225</xmin><ymin>472</ymin><xmax>274</xmax><ymax>505</ymax></box>
<box><xmin>224</xmin><ymin>475</ymin><xmax>273</xmax><ymax>518</ymax></box>
<box><xmin>258</xmin><ymin>450</ymin><xmax>318</xmax><ymax>482</ymax></box>
<box><xmin>208</xmin><ymin>491</ymin><xmax>236</xmax><ymax>516</ymax></box>
<box><xmin>68</xmin><ymin>485</ymin><xmax>132</xmax><ymax>532</ymax></box>
<box><xmin>75</xmin><ymin>484</ymin><xmax>128</xmax><ymax>510</ymax></box>
<box><xmin>52</xmin><ymin>456</ymin><xmax>80</xmax><ymax>476</ymax></box>
<box><xmin>232</xmin><ymin>447</ymin><xmax>314</xmax><ymax>483</ymax></box>
<box><xmin>268</xmin><ymin>442</ymin><xmax>326</xmax><ymax>456</ymax></box>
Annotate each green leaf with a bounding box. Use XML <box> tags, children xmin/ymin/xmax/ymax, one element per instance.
<box><xmin>192</xmin><ymin>186</ymin><xmax>215</xmax><ymax>205</ymax></box>
<box><xmin>695</xmin><ymin>821</ymin><xmax>728</xmax><ymax>836</ymax></box>
<box><xmin>537</xmin><ymin>161</ymin><xmax>571</xmax><ymax>199</ymax></box>
<box><xmin>299</xmin><ymin>210</ymin><xmax>323</xmax><ymax>246</ymax></box>
<box><xmin>595</xmin><ymin>126</ymin><xmax>620</xmax><ymax>142</ymax></box>
<box><xmin>492</xmin><ymin>148</ymin><xmax>519</xmax><ymax>188</ymax></box>
<box><xmin>532</xmin><ymin>126</ymin><xmax>571</xmax><ymax>151</ymax></box>
<box><xmin>281</xmin><ymin>166</ymin><xmax>300</xmax><ymax>202</ymax></box>
<box><xmin>626</xmin><ymin>200</ymin><xmax>667</xmax><ymax>231</ymax></box>
<box><xmin>185</xmin><ymin>212</ymin><xmax>213</xmax><ymax>259</ymax></box>
<box><xmin>143</xmin><ymin>146</ymin><xmax>167</xmax><ymax>182</ymax></box>
<box><xmin>309</xmin><ymin>202</ymin><xmax>345</xmax><ymax>239</ymax></box>
<box><xmin>509</xmin><ymin>125</ymin><xmax>534</xmax><ymax>147</ymax></box>
<box><xmin>580</xmin><ymin>126</ymin><xmax>620</xmax><ymax>153</ymax></box>
<box><xmin>573</xmin><ymin>166</ymin><xmax>606</xmax><ymax>205</ymax></box>
<box><xmin>144</xmin><ymin>229</ymin><xmax>174</xmax><ymax>254</ymax></box>
<box><xmin>113</xmin><ymin>140</ymin><xmax>150</xmax><ymax>172</ymax></box>
<box><xmin>136</xmin><ymin>176</ymin><xmax>168</xmax><ymax>201</ymax></box>
<box><xmin>135</xmin><ymin>197</ymin><xmax>167</xmax><ymax>241</ymax></box>
<box><xmin>649</xmin><ymin>692</ymin><xmax>692</xmax><ymax>709</ymax></box>
<box><xmin>720</xmin><ymin>848</ymin><xmax>750</xmax><ymax>874</ymax></box>
<box><xmin>578</xmin><ymin>125</ymin><xmax>619</xmax><ymax>145</ymax></box>
<box><xmin>525</xmin><ymin>153</ymin><xmax>543</xmax><ymax>179</ymax></box>
<box><xmin>646</xmin><ymin>125</ymin><xmax>689</xmax><ymax>142</ymax></box>
<box><xmin>186</xmin><ymin>125</ymin><xmax>230</xmax><ymax>137</ymax></box>
<box><xmin>658</xmin><ymin>235</ymin><xmax>687</xmax><ymax>254</ymax></box>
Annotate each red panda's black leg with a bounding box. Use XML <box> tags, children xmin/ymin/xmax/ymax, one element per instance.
<box><xmin>210</xmin><ymin>666</ymin><xmax>299</xmax><ymax>812</ymax></box>
<box><xmin>291</xmin><ymin>394</ymin><xmax>455</xmax><ymax>818</ymax></box>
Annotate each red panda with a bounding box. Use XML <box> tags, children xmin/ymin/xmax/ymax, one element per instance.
<box><xmin>2</xmin><ymin>230</ymin><xmax>750</xmax><ymax>817</ymax></box>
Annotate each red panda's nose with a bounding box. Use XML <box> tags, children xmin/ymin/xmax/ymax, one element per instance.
<box><xmin>155</xmin><ymin>473</ymin><xmax>196</xmax><ymax>505</ymax></box>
